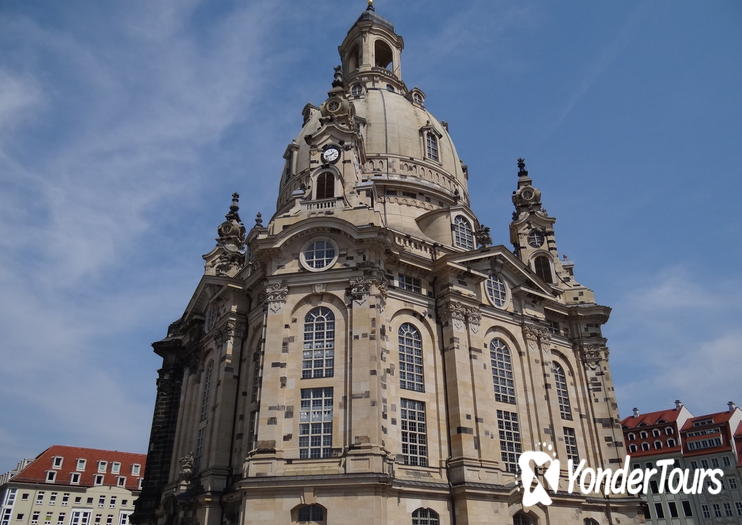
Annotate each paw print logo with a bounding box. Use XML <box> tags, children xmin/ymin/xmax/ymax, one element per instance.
<box><xmin>518</xmin><ymin>442</ymin><xmax>561</xmax><ymax>507</ymax></box>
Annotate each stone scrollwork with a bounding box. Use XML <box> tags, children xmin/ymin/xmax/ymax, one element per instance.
<box><xmin>465</xmin><ymin>306</ymin><xmax>481</xmax><ymax>333</ymax></box>
<box><xmin>440</xmin><ymin>302</ymin><xmax>467</xmax><ymax>330</ymax></box>
<box><xmin>522</xmin><ymin>323</ymin><xmax>551</xmax><ymax>343</ymax></box>
<box><xmin>265</xmin><ymin>282</ymin><xmax>288</xmax><ymax>313</ymax></box>
<box><xmin>178</xmin><ymin>452</ymin><xmax>194</xmax><ymax>482</ymax></box>
<box><xmin>349</xmin><ymin>276</ymin><xmax>373</xmax><ymax>305</ymax></box>
<box><xmin>580</xmin><ymin>343</ymin><xmax>609</xmax><ymax>369</ymax></box>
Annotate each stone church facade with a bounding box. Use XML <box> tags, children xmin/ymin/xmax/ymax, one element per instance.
<box><xmin>132</xmin><ymin>6</ymin><xmax>644</xmax><ymax>525</ymax></box>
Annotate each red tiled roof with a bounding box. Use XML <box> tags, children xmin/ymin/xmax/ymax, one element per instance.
<box><xmin>680</xmin><ymin>411</ymin><xmax>735</xmax><ymax>431</ymax></box>
<box><xmin>12</xmin><ymin>445</ymin><xmax>146</xmax><ymax>491</ymax></box>
<box><xmin>621</xmin><ymin>408</ymin><xmax>681</xmax><ymax>429</ymax></box>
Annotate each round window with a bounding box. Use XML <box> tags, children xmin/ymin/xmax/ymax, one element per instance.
<box><xmin>527</xmin><ymin>230</ymin><xmax>545</xmax><ymax>248</ymax></box>
<box><xmin>350</xmin><ymin>84</ymin><xmax>363</xmax><ymax>97</ymax></box>
<box><xmin>300</xmin><ymin>238</ymin><xmax>338</xmax><ymax>271</ymax></box>
<box><xmin>485</xmin><ymin>273</ymin><xmax>508</xmax><ymax>308</ymax></box>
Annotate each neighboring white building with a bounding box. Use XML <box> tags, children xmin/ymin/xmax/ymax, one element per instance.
<box><xmin>0</xmin><ymin>446</ymin><xmax>146</xmax><ymax>525</ymax></box>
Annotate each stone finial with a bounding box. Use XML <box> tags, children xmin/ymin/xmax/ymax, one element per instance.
<box><xmin>255</xmin><ymin>212</ymin><xmax>263</xmax><ymax>227</ymax></box>
<box><xmin>367</xmin><ymin>0</ymin><xmax>375</xmax><ymax>11</ymax></box>
<box><xmin>226</xmin><ymin>192</ymin><xmax>240</xmax><ymax>221</ymax></box>
<box><xmin>675</xmin><ymin>399</ymin><xmax>683</xmax><ymax>410</ymax></box>
<box><xmin>632</xmin><ymin>407</ymin><xmax>639</xmax><ymax>418</ymax></box>
<box><xmin>475</xmin><ymin>225</ymin><xmax>492</xmax><ymax>247</ymax></box>
<box><xmin>517</xmin><ymin>157</ymin><xmax>528</xmax><ymax>177</ymax></box>
<box><xmin>332</xmin><ymin>65</ymin><xmax>344</xmax><ymax>88</ymax></box>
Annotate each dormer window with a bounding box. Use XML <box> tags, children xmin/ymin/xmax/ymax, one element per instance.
<box><xmin>425</xmin><ymin>132</ymin><xmax>439</xmax><ymax>161</ymax></box>
<box><xmin>453</xmin><ymin>215</ymin><xmax>474</xmax><ymax>250</ymax></box>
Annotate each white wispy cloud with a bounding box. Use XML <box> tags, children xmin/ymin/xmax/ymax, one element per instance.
<box><xmin>609</xmin><ymin>265</ymin><xmax>742</xmax><ymax>417</ymax></box>
<box><xmin>0</xmin><ymin>0</ymin><xmax>293</xmax><ymax>471</ymax></box>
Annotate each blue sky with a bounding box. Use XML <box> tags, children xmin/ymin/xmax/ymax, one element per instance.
<box><xmin>0</xmin><ymin>0</ymin><xmax>740</xmax><ymax>472</ymax></box>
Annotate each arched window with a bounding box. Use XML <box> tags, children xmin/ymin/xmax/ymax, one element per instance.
<box><xmin>628</xmin><ymin>433</ymin><xmax>636</xmax><ymax>441</ymax></box>
<box><xmin>534</xmin><ymin>255</ymin><xmax>553</xmax><ymax>283</ymax></box>
<box><xmin>346</xmin><ymin>44</ymin><xmax>360</xmax><ymax>71</ymax></box>
<box><xmin>412</xmin><ymin>508</ymin><xmax>439</xmax><ymax>525</ymax></box>
<box><xmin>652</xmin><ymin>429</ymin><xmax>660</xmax><ymax>437</ymax></box>
<box><xmin>667</xmin><ymin>438</ymin><xmax>676</xmax><ymax>447</ymax></box>
<box><xmin>513</xmin><ymin>512</ymin><xmax>535</xmax><ymax>525</ymax></box>
<box><xmin>490</xmin><ymin>339</ymin><xmax>515</xmax><ymax>404</ymax></box>
<box><xmin>654</xmin><ymin>441</ymin><xmax>662</xmax><ymax>450</ymax></box>
<box><xmin>584</xmin><ymin>519</ymin><xmax>600</xmax><ymax>525</ymax></box>
<box><xmin>374</xmin><ymin>40</ymin><xmax>393</xmax><ymax>70</ymax></box>
<box><xmin>425</xmin><ymin>132</ymin><xmax>439</xmax><ymax>161</ymax></box>
<box><xmin>399</xmin><ymin>323</ymin><xmax>424</xmax><ymax>392</ymax></box>
<box><xmin>629</xmin><ymin>444</ymin><xmax>637</xmax><ymax>453</ymax></box>
<box><xmin>303</xmin><ymin>307</ymin><xmax>335</xmax><ymax>378</ymax></box>
<box><xmin>200</xmin><ymin>361</ymin><xmax>214</xmax><ymax>422</ymax></box>
<box><xmin>453</xmin><ymin>215</ymin><xmax>474</xmax><ymax>250</ymax></box>
<box><xmin>641</xmin><ymin>442</ymin><xmax>650</xmax><ymax>451</ymax></box>
<box><xmin>315</xmin><ymin>172</ymin><xmax>334</xmax><ymax>200</ymax></box>
<box><xmin>553</xmin><ymin>363</ymin><xmax>572</xmax><ymax>420</ymax></box>
<box><xmin>296</xmin><ymin>504</ymin><xmax>326</xmax><ymax>523</ymax></box>
<box><xmin>640</xmin><ymin>431</ymin><xmax>648</xmax><ymax>439</ymax></box>
<box><xmin>665</xmin><ymin>427</ymin><xmax>674</xmax><ymax>435</ymax></box>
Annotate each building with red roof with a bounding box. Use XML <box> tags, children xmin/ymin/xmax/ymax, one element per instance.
<box><xmin>621</xmin><ymin>401</ymin><xmax>742</xmax><ymax>524</ymax></box>
<box><xmin>0</xmin><ymin>446</ymin><xmax>146</xmax><ymax>525</ymax></box>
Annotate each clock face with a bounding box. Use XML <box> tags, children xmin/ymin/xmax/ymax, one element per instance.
<box><xmin>322</xmin><ymin>146</ymin><xmax>340</xmax><ymax>164</ymax></box>
<box><xmin>528</xmin><ymin>230</ymin><xmax>545</xmax><ymax>248</ymax></box>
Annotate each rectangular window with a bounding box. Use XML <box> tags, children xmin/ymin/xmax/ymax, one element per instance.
<box><xmin>94</xmin><ymin>515</ymin><xmax>101</xmax><ymax>525</ymax></box>
<box><xmin>724</xmin><ymin>503</ymin><xmax>733</xmax><ymax>517</ymax></box>
<box><xmin>563</xmin><ymin>427</ymin><xmax>579</xmax><ymax>463</ymax></box>
<box><xmin>730</xmin><ymin>478</ymin><xmax>738</xmax><ymax>489</ymax></box>
<box><xmin>61</xmin><ymin>494</ymin><xmax>69</xmax><ymax>506</ymax></box>
<box><xmin>70</xmin><ymin>473</ymin><xmax>80</xmax><ymax>485</ymax></box>
<box><xmin>0</xmin><ymin>510</ymin><xmax>10</xmax><ymax>525</ymax></box>
<box><xmin>713</xmin><ymin>504</ymin><xmax>722</xmax><ymax>517</ymax></box>
<box><xmin>723</xmin><ymin>456</ymin><xmax>731</xmax><ymax>467</ymax></box>
<box><xmin>46</xmin><ymin>471</ymin><xmax>57</xmax><ymax>483</ymax></box>
<box><xmin>97</xmin><ymin>461</ymin><xmax>107</xmax><ymax>474</ymax></box>
<box><xmin>109</xmin><ymin>498</ymin><xmax>116</xmax><ymax>510</ymax></box>
<box><xmin>76</xmin><ymin>459</ymin><xmax>86</xmax><ymax>472</ymax></box>
<box><xmin>105</xmin><ymin>516</ymin><xmax>112</xmax><ymax>525</ymax></box>
<box><xmin>398</xmin><ymin>274</ymin><xmax>421</xmax><ymax>294</ymax></box>
<box><xmin>116</xmin><ymin>477</ymin><xmax>126</xmax><ymax>488</ymax></box>
<box><xmin>248</xmin><ymin>410</ymin><xmax>259</xmax><ymax>451</ymax></box>
<box><xmin>400</xmin><ymin>398</ymin><xmax>428</xmax><ymax>467</ymax></box>
<box><xmin>130</xmin><ymin>464</ymin><xmax>140</xmax><ymax>477</ymax></box>
<box><xmin>49</xmin><ymin>493</ymin><xmax>57</xmax><ymax>505</ymax></box>
<box><xmin>111</xmin><ymin>462</ymin><xmax>120</xmax><ymax>475</ymax></box>
<box><xmin>57</xmin><ymin>514</ymin><xmax>65</xmax><ymax>525</ymax></box>
<box><xmin>36</xmin><ymin>492</ymin><xmax>45</xmax><ymax>505</ymax></box>
<box><xmin>668</xmin><ymin>502</ymin><xmax>678</xmax><ymax>518</ymax></box>
<box><xmin>94</xmin><ymin>475</ymin><xmax>103</xmax><ymax>486</ymax></box>
<box><xmin>299</xmin><ymin>387</ymin><xmax>334</xmax><ymax>459</ymax></box>
<box><xmin>497</xmin><ymin>410</ymin><xmax>522</xmax><ymax>473</ymax></box>
<box><xmin>118</xmin><ymin>513</ymin><xmax>130</xmax><ymax>525</ymax></box>
<box><xmin>682</xmin><ymin>500</ymin><xmax>692</xmax><ymax>516</ymax></box>
<box><xmin>70</xmin><ymin>511</ymin><xmax>91</xmax><ymax>525</ymax></box>
<box><xmin>736</xmin><ymin>502</ymin><xmax>742</xmax><ymax>516</ymax></box>
<box><xmin>712</xmin><ymin>458</ymin><xmax>719</xmax><ymax>468</ymax></box>
<box><xmin>31</xmin><ymin>513</ymin><xmax>40</xmax><ymax>525</ymax></box>
<box><xmin>98</xmin><ymin>497</ymin><xmax>105</xmax><ymax>509</ymax></box>
<box><xmin>21</xmin><ymin>493</ymin><xmax>29</xmax><ymax>501</ymax></box>
<box><xmin>17</xmin><ymin>515</ymin><xmax>24</xmax><ymax>521</ymax></box>
<box><xmin>137</xmin><ymin>479</ymin><xmax>143</xmax><ymax>491</ymax></box>
<box><xmin>654</xmin><ymin>503</ymin><xmax>664</xmax><ymax>519</ymax></box>
<box><xmin>52</xmin><ymin>457</ymin><xmax>63</xmax><ymax>469</ymax></box>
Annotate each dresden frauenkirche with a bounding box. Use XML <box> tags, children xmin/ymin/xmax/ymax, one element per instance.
<box><xmin>132</xmin><ymin>5</ymin><xmax>644</xmax><ymax>525</ymax></box>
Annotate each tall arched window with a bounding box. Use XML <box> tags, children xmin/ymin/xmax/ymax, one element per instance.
<box><xmin>315</xmin><ymin>172</ymin><xmax>334</xmax><ymax>200</ymax></box>
<box><xmin>412</xmin><ymin>508</ymin><xmax>439</xmax><ymax>525</ymax></box>
<box><xmin>303</xmin><ymin>307</ymin><xmax>335</xmax><ymax>378</ymax></box>
<box><xmin>399</xmin><ymin>323</ymin><xmax>424</xmax><ymax>392</ymax></box>
<box><xmin>374</xmin><ymin>40</ymin><xmax>393</xmax><ymax>69</ymax></box>
<box><xmin>453</xmin><ymin>215</ymin><xmax>474</xmax><ymax>250</ymax></box>
<box><xmin>584</xmin><ymin>519</ymin><xmax>600</xmax><ymax>525</ymax></box>
<box><xmin>199</xmin><ymin>361</ymin><xmax>214</xmax><ymax>422</ymax></box>
<box><xmin>553</xmin><ymin>363</ymin><xmax>572</xmax><ymax>420</ymax></box>
<box><xmin>295</xmin><ymin>504</ymin><xmax>326</xmax><ymax>523</ymax></box>
<box><xmin>425</xmin><ymin>132</ymin><xmax>439</xmax><ymax>161</ymax></box>
<box><xmin>490</xmin><ymin>339</ymin><xmax>515</xmax><ymax>404</ymax></box>
<box><xmin>534</xmin><ymin>255</ymin><xmax>553</xmax><ymax>283</ymax></box>
<box><xmin>513</xmin><ymin>512</ymin><xmax>535</xmax><ymax>525</ymax></box>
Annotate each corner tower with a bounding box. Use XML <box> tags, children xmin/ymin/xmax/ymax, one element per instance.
<box><xmin>134</xmin><ymin>6</ymin><xmax>643</xmax><ymax>525</ymax></box>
